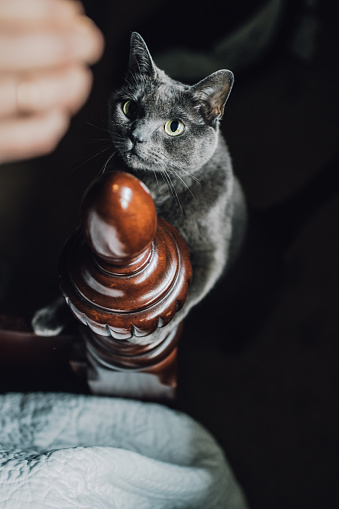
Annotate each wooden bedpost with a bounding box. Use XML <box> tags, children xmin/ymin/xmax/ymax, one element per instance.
<box><xmin>59</xmin><ymin>171</ymin><xmax>192</xmax><ymax>400</ymax></box>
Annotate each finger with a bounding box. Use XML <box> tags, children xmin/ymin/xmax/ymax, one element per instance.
<box><xmin>0</xmin><ymin>109</ymin><xmax>70</xmax><ymax>164</ymax></box>
<box><xmin>0</xmin><ymin>17</ymin><xmax>104</xmax><ymax>72</ymax></box>
<box><xmin>0</xmin><ymin>75</ymin><xmax>17</xmax><ymax>117</ymax></box>
<box><xmin>0</xmin><ymin>0</ymin><xmax>84</xmax><ymax>25</ymax></box>
<box><xmin>0</xmin><ymin>65</ymin><xmax>93</xmax><ymax>117</ymax></box>
<box><xmin>20</xmin><ymin>65</ymin><xmax>93</xmax><ymax>114</ymax></box>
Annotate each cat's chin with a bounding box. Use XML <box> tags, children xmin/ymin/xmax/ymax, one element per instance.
<box><xmin>122</xmin><ymin>152</ymin><xmax>150</xmax><ymax>171</ymax></box>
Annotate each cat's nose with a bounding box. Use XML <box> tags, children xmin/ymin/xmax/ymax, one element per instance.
<box><xmin>130</xmin><ymin>131</ymin><xmax>145</xmax><ymax>144</ymax></box>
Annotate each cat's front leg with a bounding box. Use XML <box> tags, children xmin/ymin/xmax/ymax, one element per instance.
<box><xmin>143</xmin><ymin>248</ymin><xmax>226</xmax><ymax>343</ymax></box>
<box><xmin>31</xmin><ymin>250</ymin><xmax>222</xmax><ymax>340</ymax></box>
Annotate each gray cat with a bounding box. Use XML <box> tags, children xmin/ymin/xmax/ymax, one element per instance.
<box><xmin>32</xmin><ymin>32</ymin><xmax>246</xmax><ymax>340</ymax></box>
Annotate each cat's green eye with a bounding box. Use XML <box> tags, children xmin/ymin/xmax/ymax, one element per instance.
<box><xmin>123</xmin><ymin>100</ymin><xmax>138</xmax><ymax>119</ymax></box>
<box><xmin>164</xmin><ymin>119</ymin><xmax>185</xmax><ymax>137</ymax></box>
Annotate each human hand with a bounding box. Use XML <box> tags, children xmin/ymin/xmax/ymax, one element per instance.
<box><xmin>0</xmin><ymin>0</ymin><xmax>104</xmax><ymax>164</ymax></box>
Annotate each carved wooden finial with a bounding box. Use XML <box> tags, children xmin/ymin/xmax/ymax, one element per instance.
<box><xmin>81</xmin><ymin>172</ymin><xmax>157</xmax><ymax>266</ymax></box>
<box><xmin>59</xmin><ymin>171</ymin><xmax>192</xmax><ymax>341</ymax></box>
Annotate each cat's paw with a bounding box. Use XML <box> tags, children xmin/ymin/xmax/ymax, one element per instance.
<box><xmin>32</xmin><ymin>297</ymin><xmax>70</xmax><ymax>337</ymax></box>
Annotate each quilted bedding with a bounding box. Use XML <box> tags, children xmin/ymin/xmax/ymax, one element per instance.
<box><xmin>0</xmin><ymin>393</ymin><xmax>247</xmax><ymax>508</ymax></box>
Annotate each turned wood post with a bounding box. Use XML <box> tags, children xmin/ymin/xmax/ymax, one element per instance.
<box><xmin>59</xmin><ymin>171</ymin><xmax>192</xmax><ymax>400</ymax></box>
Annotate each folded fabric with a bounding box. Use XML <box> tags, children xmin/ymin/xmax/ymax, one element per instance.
<box><xmin>0</xmin><ymin>393</ymin><xmax>247</xmax><ymax>509</ymax></box>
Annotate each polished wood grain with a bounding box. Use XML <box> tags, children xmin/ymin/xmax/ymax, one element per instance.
<box><xmin>60</xmin><ymin>171</ymin><xmax>192</xmax><ymax>340</ymax></box>
<box><xmin>59</xmin><ymin>171</ymin><xmax>192</xmax><ymax>399</ymax></box>
<box><xmin>81</xmin><ymin>171</ymin><xmax>157</xmax><ymax>266</ymax></box>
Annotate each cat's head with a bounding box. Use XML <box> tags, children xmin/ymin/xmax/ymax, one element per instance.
<box><xmin>109</xmin><ymin>32</ymin><xmax>233</xmax><ymax>175</ymax></box>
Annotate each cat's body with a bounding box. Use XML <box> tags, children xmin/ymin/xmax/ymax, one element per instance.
<box><xmin>32</xmin><ymin>33</ymin><xmax>246</xmax><ymax>340</ymax></box>
<box><xmin>127</xmin><ymin>136</ymin><xmax>245</xmax><ymax>326</ymax></box>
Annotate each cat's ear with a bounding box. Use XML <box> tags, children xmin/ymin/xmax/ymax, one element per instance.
<box><xmin>191</xmin><ymin>70</ymin><xmax>234</xmax><ymax>124</ymax></box>
<box><xmin>129</xmin><ymin>32</ymin><xmax>157</xmax><ymax>76</ymax></box>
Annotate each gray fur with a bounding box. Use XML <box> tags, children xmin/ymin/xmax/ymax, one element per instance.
<box><xmin>107</xmin><ymin>32</ymin><xmax>246</xmax><ymax>341</ymax></box>
<box><xmin>32</xmin><ymin>32</ymin><xmax>246</xmax><ymax>340</ymax></box>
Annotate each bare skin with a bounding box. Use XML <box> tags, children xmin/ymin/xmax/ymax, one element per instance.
<box><xmin>0</xmin><ymin>0</ymin><xmax>104</xmax><ymax>164</ymax></box>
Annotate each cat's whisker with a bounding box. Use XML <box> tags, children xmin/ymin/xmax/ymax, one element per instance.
<box><xmin>147</xmin><ymin>148</ymin><xmax>169</xmax><ymax>168</ymax></box>
<box><xmin>73</xmin><ymin>138</ymin><xmax>111</xmax><ymax>144</ymax></box>
<box><xmin>110</xmin><ymin>138</ymin><xmax>125</xmax><ymax>151</ymax></box>
<box><xmin>160</xmin><ymin>171</ymin><xmax>173</xmax><ymax>203</ymax></box>
<box><xmin>146</xmin><ymin>151</ymin><xmax>195</xmax><ymax>201</ymax></box>
<box><xmin>71</xmin><ymin>145</ymin><xmax>112</xmax><ymax>173</ymax></box>
<box><xmin>112</xmin><ymin>133</ymin><xmax>125</xmax><ymax>141</ymax></box>
<box><xmin>100</xmin><ymin>150</ymin><xmax>117</xmax><ymax>175</ymax></box>
<box><xmin>152</xmin><ymin>169</ymin><xmax>159</xmax><ymax>189</ymax></box>
<box><xmin>146</xmin><ymin>148</ymin><xmax>200</xmax><ymax>188</ymax></box>
<box><xmin>169</xmin><ymin>167</ymin><xmax>196</xmax><ymax>200</ymax></box>
<box><xmin>164</xmin><ymin>169</ymin><xmax>183</xmax><ymax>212</ymax></box>
<box><xmin>171</xmin><ymin>162</ymin><xmax>201</xmax><ymax>184</ymax></box>
<box><xmin>86</xmin><ymin>120</ymin><xmax>110</xmax><ymax>134</ymax></box>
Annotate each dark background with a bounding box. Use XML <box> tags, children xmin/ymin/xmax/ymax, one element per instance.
<box><xmin>1</xmin><ymin>1</ymin><xmax>339</xmax><ymax>507</ymax></box>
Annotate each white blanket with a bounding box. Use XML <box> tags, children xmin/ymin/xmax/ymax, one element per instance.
<box><xmin>0</xmin><ymin>393</ymin><xmax>247</xmax><ymax>508</ymax></box>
